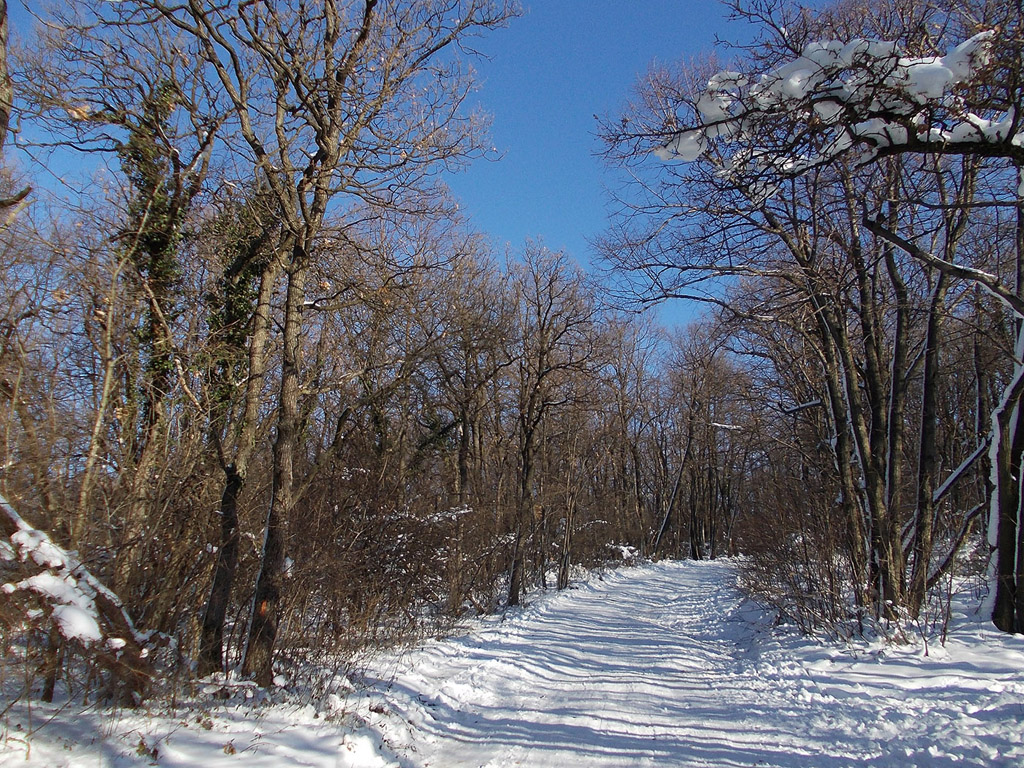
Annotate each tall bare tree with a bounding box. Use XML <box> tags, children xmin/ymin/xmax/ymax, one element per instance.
<box><xmin>601</xmin><ymin>0</ymin><xmax>1012</xmax><ymax>625</ymax></box>
<box><xmin>507</xmin><ymin>245</ymin><xmax>598</xmax><ymax>606</ymax></box>
<box><xmin>136</xmin><ymin>0</ymin><xmax>517</xmax><ymax>683</ymax></box>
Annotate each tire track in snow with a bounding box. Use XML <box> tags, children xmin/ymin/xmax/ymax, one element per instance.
<box><xmin>357</xmin><ymin>561</ymin><xmax>785</xmax><ymax>767</ymax></box>
<box><xmin>354</xmin><ymin>560</ymin><xmax>1024</xmax><ymax>767</ymax></box>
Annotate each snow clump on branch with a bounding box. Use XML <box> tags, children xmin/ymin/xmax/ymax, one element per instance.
<box><xmin>656</xmin><ymin>30</ymin><xmax>1015</xmax><ymax>186</ymax></box>
<box><xmin>1</xmin><ymin>494</ymin><xmax>146</xmax><ymax>651</ymax></box>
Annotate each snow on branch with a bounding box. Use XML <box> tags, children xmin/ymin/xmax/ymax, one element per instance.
<box><xmin>0</xmin><ymin>493</ymin><xmax>153</xmax><ymax>701</ymax></box>
<box><xmin>656</xmin><ymin>30</ymin><xmax>1023</xmax><ymax>191</ymax></box>
<box><xmin>863</xmin><ymin>215</ymin><xmax>1024</xmax><ymax>318</ymax></box>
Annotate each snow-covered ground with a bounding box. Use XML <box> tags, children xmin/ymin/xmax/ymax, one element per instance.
<box><xmin>3</xmin><ymin>560</ymin><xmax>1023</xmax><ymax>767</ymax></box>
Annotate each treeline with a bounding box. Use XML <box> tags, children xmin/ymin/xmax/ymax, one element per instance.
<box><xmin>600</xmin><ymin>0</ymin><xmax>1019</xmax><ymax>634</ymax></box>
<box><xmin>0</xmin><ymin>1</ymin><xmax>760</xmax><ymax>703</ymax></box>
<box><xmin>1</xmin><ymin>0</ymin><xmax>1017</xmax><ymax>706</ymax></box>
<box><xmin>0</xmin><ymin>194</ymin><xmax>760</xmax><ymax>697</ymax></box>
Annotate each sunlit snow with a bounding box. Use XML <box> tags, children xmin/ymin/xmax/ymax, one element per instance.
<box><xmin>3</xmin><ymin>561</ymin><xmax>1022</xmax><ymax>767</ymax></box>
<box><xmin>657</xmin><ymin>30</ymin><xmax>1008</xmax><ymax>181</ymax></box>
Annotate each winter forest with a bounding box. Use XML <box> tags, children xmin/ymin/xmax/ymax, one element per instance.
<box><xmin>1</xmin><ymin>0</ymin><xmax>1024</xmax><ymax>760</ymax></box>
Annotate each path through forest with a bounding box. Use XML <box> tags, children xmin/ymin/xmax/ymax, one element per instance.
<box><xmin>352</xmin><ymin>560</ymin><xmax>1024</xmax><ymax>767</ymax></box>
<box><xmin>3</xmin><ymin>560</ymin><xmax>1023</xmax><ymax>767</ymax></box>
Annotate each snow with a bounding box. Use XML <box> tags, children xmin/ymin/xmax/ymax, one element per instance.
<box><xmin>351</xmin><ymin>561</ymin><xmax>1024</xmax><ymax>766</ymax></box>
<box><xmin>8</xmin><ymin>572</ymin><xmax>106</xmax><ymax>644</ymax></box>
<box><xmin>696</xmin><ymin>71</ymin><xmax>744</xmax><ymax>122</ymax></box>
<box><xmin>13</xmin><ymin>572</ymin><xmax>88</xmax><ymax>608</ymax></box>
<box><xmin>3</xmin><ymin>560</ymin><xmax>1023</xmax><ymax>767</ymax></box>
<box><xmin>50</xmin><ymin>604</ymin><xmax>103</xmax><ymax>644</ymax></box>
<box><xmin>4</xmin><ymin>528</ymin><xmax>106</xmax><ymax>646</ymax></box>
<box><xmin>657</xmin><ymin>30</ymin><xmax>1009</xmax><ymax>188</ymax></box>
<box><xmin>1</xmin><ymin>493</ymin><xmax>147</xmax><ymax>648</ymax></box>
<box><xmin>653</xmin><ymin>128</ymin><xmax>705</xmax><ymax>162</ymax></box>
<box><xmin>10</xmin><ymin>527</ymin><xmax>69</xmax><ymax>569</ymax></box>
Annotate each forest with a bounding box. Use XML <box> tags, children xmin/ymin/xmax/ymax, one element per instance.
<box><xmin>0</xmin><ymin>0</ymin><xmax>1022</xmax><ymax>709</ymax></box>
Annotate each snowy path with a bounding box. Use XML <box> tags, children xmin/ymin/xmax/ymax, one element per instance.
<box><xmin>4</xmin><ymin>560</ymin><xmax>1024</xmax><ymax>767</ymax></box>
<box><xmin>356</xmin><ymin>560</ymin><xmax>1024</xmax><ymax>767</ymax></box>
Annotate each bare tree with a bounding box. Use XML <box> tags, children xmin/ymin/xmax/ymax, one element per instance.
<box><xmin>601</xmin><ymin>0</ymin><xmax>1011</xmax><ymax>625</ymax></box>
<box><xmin>507</xmin><ymin>245</ymin><xmax>599</xmax><ymax>606</ymax></box>
<box><xmin>0</xmin><ymin>0</ymin><xmax>28</xmax><ymax>215</ymax></box>
<box><xmin>132</xmin><ymin>0</ymin><xmax>517</xmax><ymax>684</ymax></box>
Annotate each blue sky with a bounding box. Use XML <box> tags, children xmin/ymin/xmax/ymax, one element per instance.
<box><xmin>10</xmin><ymin>1</ymin><xmax>746</xmax><ymax>324</ymax></box>
<box><xmin>446</xmin><ymin>2</ymin><xmax>746</xmax><ymax>296</ymax></box>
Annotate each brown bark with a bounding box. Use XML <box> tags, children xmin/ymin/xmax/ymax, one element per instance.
<box><xmin>908</xmin><ymin>273</ymin><xmax>948</xmax><ymax>617</ymax></box>
<box><xmin>0</xmin><ymin>0</ymin><xmax>10</xmax><ymax>153</ymax></box>
<box><xmin>198</xmin><ymin>255</ymin><xmax>280</xmax><ymax>676</ymax></box>
<box><xmin>242</xmin><ymin>261</ymin><xmax>306</xmax><ymax>686</ymax></box>
<box><xmin>993</xmin><ymin>194</ymin><xmax>1024</xmax><ymax>633</ymax></box>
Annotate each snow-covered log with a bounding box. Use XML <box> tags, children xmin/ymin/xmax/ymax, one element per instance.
<box><xmin>0</xmin><ymin>494</ymin><xmax>152</xmax><ymax>703</ymax></box>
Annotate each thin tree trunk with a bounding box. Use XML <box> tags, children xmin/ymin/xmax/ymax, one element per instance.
<box><xmin>993</xmin><ymin>186</ymin><xmax>1024</xmax><ymax>633</ymax></box>
<box><xmin>0</xmin><ymin>0</ymin><xmax>11</xmax><ymax>153</ymax></box>
<box><xmin>991</xmin><ymin>364</ymin><xmax>1024</xmax><ymax>632</ymax></box>
<box><xmin>509</xmin><ymin>420</ymin><xmax>536</xmax><ymax>607</ymax></box>
<box><xmin>909</xmin><ymin>273</ymin><xmax>948</xmax><ymax>617</ymax></box>
<box><xmin>631</xmin><ymin>443</ymin><xmax>645</xmax><ymax>556</ymax></box>
<box><xmin>1014</xmin><ymin>199</ymin><xmax>1024</xmax><ymax>632</ymax></box>
<box><xmin>557</xmin><ymin>492</ymin><xmax>576</xmax><ymax>591</ymax></box>
<box><xmin>74</xmin><ymin>260</ymin><xmax>129</xmax><ymax>543</ymax></box>
<box><xmin>199</xmin><ymin>467</ymin><xmax>242</xmax><ymax>675</ymax></box>
<box><xmin>113</xmin><ymin>413</ymin><xmax>165</xmax><ymax>597</ymax></box>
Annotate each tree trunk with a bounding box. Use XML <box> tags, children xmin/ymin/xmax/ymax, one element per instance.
<box><xmin>815</xmin><ymin>308</ymin><xmax>869</xmax><ymax>607</ymax></box>
<box><xmin>198</xmin><ymin>466</ymin><xmax>242</xmax><ymax>676</ymax></box>
<box><xmin>0</xmin><ymin>0</ymin><xmax>11</xmax><ymax>153</ymax></box>
<box><xmin>113</xmin><ymin>414</ymin><xmax>165</xmax><ymax>599</ymax></box>
<box><xmin>992</xmin><ymin>196</ymin><xmax>1024</xmax><ymax>633</ymax></box>
<box><xmin>508</xmin><ymin>421</ymin><xmax>536</xmax><ymax>607</ymax></box>
<box><xmin>508</xmin><ymin>531</ymin><xmax>524</xmax><ymax>608</ymax></box>
<box><xmin>242</xmin><ymin>262</ymin><xmax>305</xmax><ymax>685</ymax></box>
<box><xmin>557</xmin><ymin>494</ymin><xmax>575</xmax><ymax>591</ymax></box>
<box><xmin>198</xmin><ymin>256</ymin><xmax>279</xmax><ymax>676</ymax></box>
<box><xmin>991</xmin><ymin>369</ymin><xmax>1024</xmax><ymax>632</ymax></box>
<box><xmin>74</xmin><ymin>266</ymin><xmax>125</xmax><ymax>543</ymax></box>
<box><xmin>457</xmin><ymin>407</ymin><xmax>472</xmax><ymax>507</ymax></box>
<box><xmin>908</xmin><ymin>273</ymin><xmax>948</xmax><ymax>617</ymax></box>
